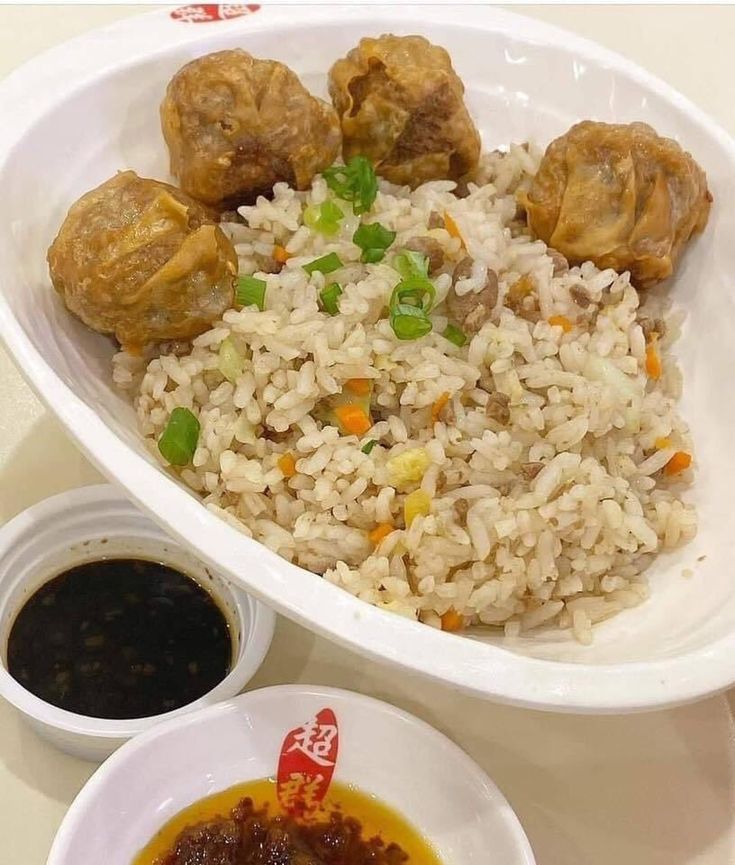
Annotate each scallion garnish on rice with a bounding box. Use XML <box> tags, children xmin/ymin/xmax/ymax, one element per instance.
<box><xmin>218</xmin><ymin>337</ymin><xmax>243</xmax><ymax>383</ymax></box>
<box><xmin>323</xmin><ymin>156</ymin><xmax>378</xmax><ymax>215</ymax></box>
<box><xmin>361</xmin><ymin>439</ymin><xmax>378</xmax><ymax>454</ymax></box>
<box><xmin>390</xmin><ymin>303</ymin><xmax>433</xmax><ymax>340</ymax></box>
<box><xmin>158</xmin><ymin>407</ymin><xmax>200</xmax><ymax>467</ymax></box>
<box><xmin>303</xmin><ymin>252</ymin><xmax>344</xmax><ymax>276</ymax></box>
<box><xmin>443</xmin><ymin>323</ymin><xmax>467</xmax><ymax>347</ymax></box>
<box><xmin>393</xmin><ymin>250</ymin><xmax>429</xmax><ymax>280</ymax></box>
<box><xmin>352</xmin><ymin>222</ymin><xmax>396</xmax><ymax>263</ymax></box>
<box><xmin>236</xmin><ymin>275</ymin><xmax>267</xmax><ymax>310</ymax></box>
<box><xmin>388</xmin><ymin>272</ymin><xmax>436</xmax><ymax>340</ymax></box>
<box><xmin>392</xmin><ymin>275</ymin><xmax>436</xmax><ymax>310</ymax></box>
<box><xmin>319</xmin><ymin>282</ymin><xmax>343</xmax><ymax>315</ymax></box>
<box><xmin>303</xmin><ymin>199</ymin><xmax>344</xmax><ymax>236</ymax></box>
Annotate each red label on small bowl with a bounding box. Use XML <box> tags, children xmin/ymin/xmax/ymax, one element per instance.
<box><xmin>277</xmin><ymin>708</ymin><xmax>339</xmax><ymax>817</ymax></box>
<box><xmin>170</xmin><ymin>4</ymin><xmax>260</xmax><ymax>23</ymax></box>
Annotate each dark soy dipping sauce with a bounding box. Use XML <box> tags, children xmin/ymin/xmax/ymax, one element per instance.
<box><xmin>6</xmin><ymin>559</ymin><xmax>232</xmax><ymax>719</ymax></box>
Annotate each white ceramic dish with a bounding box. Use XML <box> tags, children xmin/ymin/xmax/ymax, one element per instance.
<box><xmin>0</xmin><ymin>5</ymin><xmax>733</xmax><ymax>712</ymax></box>
<box><xmin>0</xmin><ymin>484</ymin><xmax>275</xmax><ymax>761</ymax></box>
<box><xmin>46</xmin><ymin>683</ymin><xmax>535</xmax><ymax>865</ymax></box>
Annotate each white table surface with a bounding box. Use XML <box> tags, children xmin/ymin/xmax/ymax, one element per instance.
<box><xmin>1</xmin><ymin>5</ymin><xmax>734</xmax><ymax>865</ymax></box>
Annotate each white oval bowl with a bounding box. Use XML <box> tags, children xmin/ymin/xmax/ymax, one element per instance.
<box><xmin>0</xmin><ymin>484</ymin><xmax>275</xmax><ymax>761</ymax></box>
<box><xmin>0</xmin><ymin>6</ymin><xmax>733</xmax><ymax>712</ymax></box>
<box><xmin>47</xmin><ymin>684</ymin><xmax>535</xmax><ymax>865</ymax></box>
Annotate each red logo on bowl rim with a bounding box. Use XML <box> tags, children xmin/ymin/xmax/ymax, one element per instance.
<box><xmin>170</xmin><ymin>4</ymin><xmax>260</xmax><ymax>23</ymax></box>
<box><xmin>277</xmin><ymin>708</ymin><xmax>339</xmax><ymax>818</ymax></box>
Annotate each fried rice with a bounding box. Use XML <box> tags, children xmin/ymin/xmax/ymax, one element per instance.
<box><xmin>113</xmin><ymin>145</ymin><xmax>696</xmax><ymax>644</ymax></box>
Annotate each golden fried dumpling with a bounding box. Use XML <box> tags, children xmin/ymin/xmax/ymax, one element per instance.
<box><xmin>328</xmin><ymin>34</ymin><xmax>481</xmax><ymax>187</ymax></box>
<box><xmin>522</xmin><ymin>121</ymin><xmax>711</xmax><ymax>287</ymax></box>
<box><xmin>161</xmin><ymin>49</ymin><xmax>342</xmax><ymax>208</ymax></box>
<box><xmin>47</xmin><ymin>171</ymin><xmax>237</xmax><ymax>351</ymax></box>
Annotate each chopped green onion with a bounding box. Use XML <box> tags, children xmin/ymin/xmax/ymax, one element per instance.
<box><xmin>303</xmin><ymin>252</ymin><xmax>344</xmax><ymax>276</ymax></box>
<box><xmin>393</xmin><ymin>250</ymin><xmax>429</xmax><ymax>281</ymax></box>
<box><xmin>158</xmin><ymin>407</ymin><xmax>200</xmax><ymax>467</ymax></box>
<box><xmin>353</xmin><ymin>222</ymin><xmax>396</xmax><ymax>264</ymax></box>
<box><xmin>361</xmin><ymin>439</ymin><xmax>378</xmax><ymax>454</ymax></box>
<box><xmin>319</xmin><ymin>282</ymin><xmax>343</xmax><ymax>315</ymax></box>
<box><xmin>361</xmin><ymin>247</ymin><xmax>388</xmax><ymax>264</ymax></box>
<box><xmin>303</xmin><ymin>200</ymin><xmax>344</xmax><ymax>236</ymax></box>
<box><xmin>392</xmin><ymin>276</ymin><xmax>436</xmax><ymax>310</ymax></box>
<box><xmin>218</xmin><ymin>337</ymin><xmax>244</xmax><ymax>383</ymax></box>
<box><xmin>443</xmin><ymin>323</ymin><xmax>467</xmax><ymax>347</ymax></box>
<box><xmin>390</xmin><ymin>303</ymin><xmax>433</xmax><ymax>341</ymax></box>
<box><xmin>386</xmin><ymin>269</ymin><xmax>436</xmax><ymax>341</ymax></box>
<box><xmin>323</xmin><ymin>156</ymin><xmax>378</xmax><ymax>215</ymax></box>
<box><xmin>236</xmin><ymin>275</ymin><xmax>267</xmax><ymax>310</ymax></box>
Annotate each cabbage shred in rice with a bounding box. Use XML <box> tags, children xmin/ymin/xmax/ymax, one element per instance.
<box><xmin>113</xmin><ymin>145</ymin><xmax>696</xmax><ymax>644</ymax></box>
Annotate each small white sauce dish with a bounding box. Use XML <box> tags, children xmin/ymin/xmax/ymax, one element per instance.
<box><xmin>47</xmin><ymin>684</ymin><xmax>535</xmax><ymax>865</ymax></box>
<box><xmin>0</xmin><ymin>484</ymin><xmax>275</xmax><ymax>761</ymax></box>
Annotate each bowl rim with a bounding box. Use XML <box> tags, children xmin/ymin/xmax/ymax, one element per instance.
<box><xmin>0</xmin><ymin>484</ymin><xmax>276</xmax><ymax>738</ymax></box>
<box><xmin>46</xmin><ymin>682</ymin><xmax>537</xmax><ymax>865</ymax></box>
<box><xmin>1</xmin><ymin>4</ymin><xmax>734</xmax><ymax>712</ymax></box>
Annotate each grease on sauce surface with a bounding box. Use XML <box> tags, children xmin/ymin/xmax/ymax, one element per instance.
<box><xmin>134</xmin><ymin>778</ymin><xmax>442</xmax><ymax>864</ymax></box>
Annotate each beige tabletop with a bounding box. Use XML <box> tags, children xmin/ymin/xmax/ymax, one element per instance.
<box><xmin>1</xmin><ymin>5</ymin><xmax>735</xmax><ymax>865</ymax></box>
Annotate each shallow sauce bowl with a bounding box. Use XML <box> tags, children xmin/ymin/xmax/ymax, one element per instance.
<box><xmin>0</xmin><ymin>6</ymin><xmax>734</xmax><ymax>711</ymax></box>
<box><xmin>46</xmin><ymin>685</ymin><xmax>535</xmax><ymax>865</ymax></box>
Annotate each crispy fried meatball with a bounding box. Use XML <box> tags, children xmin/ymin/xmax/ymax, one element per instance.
<box><xmin>522</xmin><ymin>121</ymin><xmax>711</xmax><ymax>288</ymax></box>
<box><xmin>328</xmin><ymin>34</ymin><xmax>480</xmax><ymax>187</ymax></box>
<box><xmin>161</xmin><ymin>49</ymin><xmax>341</xmax><ymax>208</ymax></box>
<box><xmin>47</xmin><ymin>171</ymin><xmax>237</xmax><ymax>351</ymax></box>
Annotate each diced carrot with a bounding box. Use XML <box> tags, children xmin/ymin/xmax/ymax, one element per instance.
<box><xmin>654</xmin><ymin>437</ymin><xmax>672</xmax><ymax>450</ymax></box>
<box><xmin>443</xmin><ymin>211</ymin><xmax>465</xmax><ymax>246</ymax></box>
<box><xmin>441</xmin><ymin>608</ymin><xmax>464</xmax><ymax>632</ymax></box>
<box><xmin>277</xmin><ymin>452</ymin><xmax>297</xmax><ymax>478</ymax></box>
<box><xmin>334</xmin><ymin>404</ymin><xmax>372</xmax><ymax>436</ymax></box>
<box><xmin>368</xmin><ymin>523</ymin><xmax>394</xmax><ymax>546</ymax></box>
<box><xmin>548</xmin><ymin>314</ymin><xmax>573</xmax><ymax>333</ymax></box>
<box><xmin>273</xmin><ymin>244</ymin><xmax>291</xmax><ymax>264</ymax></box>
<box><xmin>345</xmin><ymin>378</ymin><xmax>371</xmax><ymax>396</ymax></box>
<box><xmin>431</xmin><ymin>391</ymin><xmax>450</xmax><ymax>424</ymax></box>
<box><xmin>646</xmin><ymin>340</ymin><xmax>662</xmax><ymax>379</ymax></box>
<box><xmin>664</xmin><ymin>451</ymin><xmax>692</xmax><ymax>476</ymax></box>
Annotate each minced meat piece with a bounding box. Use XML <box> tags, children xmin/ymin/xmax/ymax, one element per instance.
<box><xmin>548</xmin><ymin>248</ymin><xmax>569</xmax><ymax>276</ymax></box>
<box><xmin>447</xmin><ymin>259</ymin><xmax>499</xmax><ymax>333</ymax></box>
<box><xmin>569</xmin><ymin>285</ymin><xmax>591</xmax><ymax>308</ymax></box>
<box><xmin>486</xmin><ymin>392</ymin><xmax>510</xmax><ymax>424</ymax></box>
<box><xmin>521</xmin><ymin>461</ymin><xmax>544</xmax><ymax>480</ymax></box>
<box><xmin>253</xmin><ymin>252</ymin><xmax>283</xmax><ymax>274</ymax></box>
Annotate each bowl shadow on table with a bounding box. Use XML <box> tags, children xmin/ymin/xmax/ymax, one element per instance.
<box><xmin>251</xmin><ymin>618</ymin><xmax>735</xmax><ymax>865</ymax></box>
<box><xmin>0</xmin><ymin>413</ymin><xmax>102</xmax><ymax>523</ymax></box>
<box><xmin>0</xmin><ymin>696</ymin><xmax>95</xmax><ymax>803</ymax></box>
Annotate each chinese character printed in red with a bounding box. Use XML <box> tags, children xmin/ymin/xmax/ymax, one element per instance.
<box><xmin>170</xmin><ymin>5</ymin><xmax>260</xmax><ymax>24</ymax></box>
<box><xmin>277</xmin><ymin>708</ymin><xmax>339</xmax><ymax>817</ymax></box>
